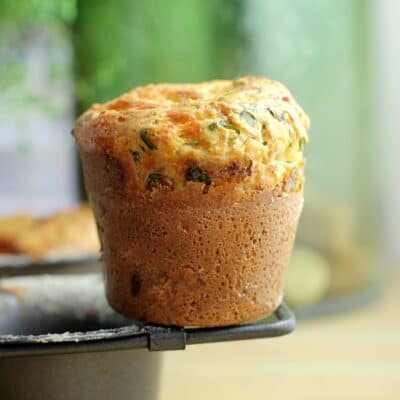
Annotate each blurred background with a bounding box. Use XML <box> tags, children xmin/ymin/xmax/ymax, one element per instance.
<box><xmin>0</xmin><ymin>0</ymin><xmax>399</xmax><ymax>398</ymax></box>
<box><xmin>1</xmin><ymin>0</ymin><xmax>397</xmax><ymax>303</ymax></box>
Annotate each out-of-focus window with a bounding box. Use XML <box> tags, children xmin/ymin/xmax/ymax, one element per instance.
<box><xmin>0</xmin><ymin>1</ymin><xmax>78</xmax><ymax>215</ymax></box>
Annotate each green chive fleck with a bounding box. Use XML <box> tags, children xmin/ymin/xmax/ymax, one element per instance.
<box><xmin>130</xmin><ymin>150</ymin><xmax>140</xmax><ymax>164</ymax></box>
<box><xmin>186</xmin><ymin>166</ymin><xmax>212</xmax><ymax>192</ymax></box>
<box><xmin>208</xmin><ymin>122</ymin><xmax>218</xmax><ymax>131</ymax></box>
<box><xmin>299</xmin><ymin>137</ymin><xmax>307</xmax><ymax>150</ymax></box>
<box><xmin>263</xmin><ymin>141</ymin><xmax>268</xmax><ymax>146</ymax></box>
<box><xmin>240</xmin><ymin>110</ymin><xmax>257</xmax><ymax>127</ymax></box>
<box><xmin>140</xmin><ymin>128</ymin><xmax>156</xmax><ymax>150</ymax></box>
<box><xmin>281</xmin><ymin>111</ymin><xmax>289</xmax><ymax>122</ymax></box>
<box><xmin>267</xmin><ymin>107</ymin><xmax>285</xmax><ymax>122</ymax></box>
<box><xmin>220</xmin><ymin>121</ymin><xmax>240</xmax><ymax>134</ymax></box>
<box><xmin>267</xmin><ymin>107</ymin><xmax>276</xmax><ymax>118</ymax></box>
<box><xmin>145</xmin><ymin>172</ymin><xmax>172</xmax><ymax>191</ymax></box>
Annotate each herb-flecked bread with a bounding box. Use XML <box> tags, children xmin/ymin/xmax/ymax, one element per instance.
<box><xmin>73</xmin><ymin>76</ymin><xmax>309</xmax><ymax>327</ymax></box>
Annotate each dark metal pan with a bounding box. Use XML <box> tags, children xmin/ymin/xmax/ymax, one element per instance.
<box><xmin>0</xmin><ymin>274</ymin><xmax>295</xmax><ymax>400</ymax></box>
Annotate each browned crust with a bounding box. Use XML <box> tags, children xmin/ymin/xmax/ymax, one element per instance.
<box><xmin>79</xmin><ymin>148</ymin><xmax>303</xmax><ymax>327</ymax></box>
<box><xmin>73</xmin><ymin>76</ymin><xmax>309</xmax><ymax>195</ymax></box>
<box><xmin>206</xmin><ymin>160</ymin><xmax>253</xmax><ymax>183</ymax></box>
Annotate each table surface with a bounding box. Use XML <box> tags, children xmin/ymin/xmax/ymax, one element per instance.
<box><xmin>160</xmin><ymin>280</ymin><xmax>400</xmax><ymax>400</ymax></box>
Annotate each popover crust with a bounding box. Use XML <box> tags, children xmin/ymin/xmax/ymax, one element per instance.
<box><xmin>74</xmin><ymin>76</ymin><xmax>309</xmax><ymax>196</ymax></box>
<box><xmin>74</xmin><ymin>76</ymin><xmax>309</xmax><ymax>326</ymax></box>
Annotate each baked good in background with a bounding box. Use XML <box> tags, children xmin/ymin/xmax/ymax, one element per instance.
<box><xmin>0</xmin><ymin>215</ymin><xmax>36</xmax><ymax>254</ymax></box>
<box><xmin>74</xmin><ymin>76</ymin><xmax>309</xmax><ymax>327</ymax></box>
<box><xmin>0</xmin><ymin>205</ymin><xmax>99</xmax><ymax>259</ymax></box>
<box><xmin>284</xmin><ymin>245</ymin><xmax>331</xmax><ymax>307</ymax></box>
<box><xmin>292</xmin><ymin>191</ymin><xmax>370</xmax><ymax>298</ymax></box>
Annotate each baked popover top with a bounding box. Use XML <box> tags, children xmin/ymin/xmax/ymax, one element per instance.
<box><xmin>74</xmin><ymin>76</ymin><xmax>309</xmax><ymax>195</ymax></box>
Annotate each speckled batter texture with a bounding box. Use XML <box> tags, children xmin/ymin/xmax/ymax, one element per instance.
<box><xmin>74</xmin><ymin>76</ymin><xmax>309</xmax><ymax>196</ymax></box>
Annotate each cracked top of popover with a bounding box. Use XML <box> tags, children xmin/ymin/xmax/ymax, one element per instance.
<box><xmin>74</xmin><ymin>76</ymin><xmax>309</xmax><ymax>195</ymax></box>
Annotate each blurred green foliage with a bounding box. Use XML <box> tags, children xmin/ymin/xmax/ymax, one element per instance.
<box><xmin>74</xmin><ymin>0</ymin><xmax>246</xmax><ymax>112</ymax></box>
<box><xmin>0</xmin><ymin>0</ymin><xmax>77</xmax><ymax>26</ymax></box>
<box><xmin>0</xmin><ymin>0</ymin><xmax>76</xmax><ymax>118</ymax></box>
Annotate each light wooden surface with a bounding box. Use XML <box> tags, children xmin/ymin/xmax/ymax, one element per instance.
<box><xmin>160</xmin><ymin>281</ymin><xmax>400</xmax><ymax>400</ymax></box>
